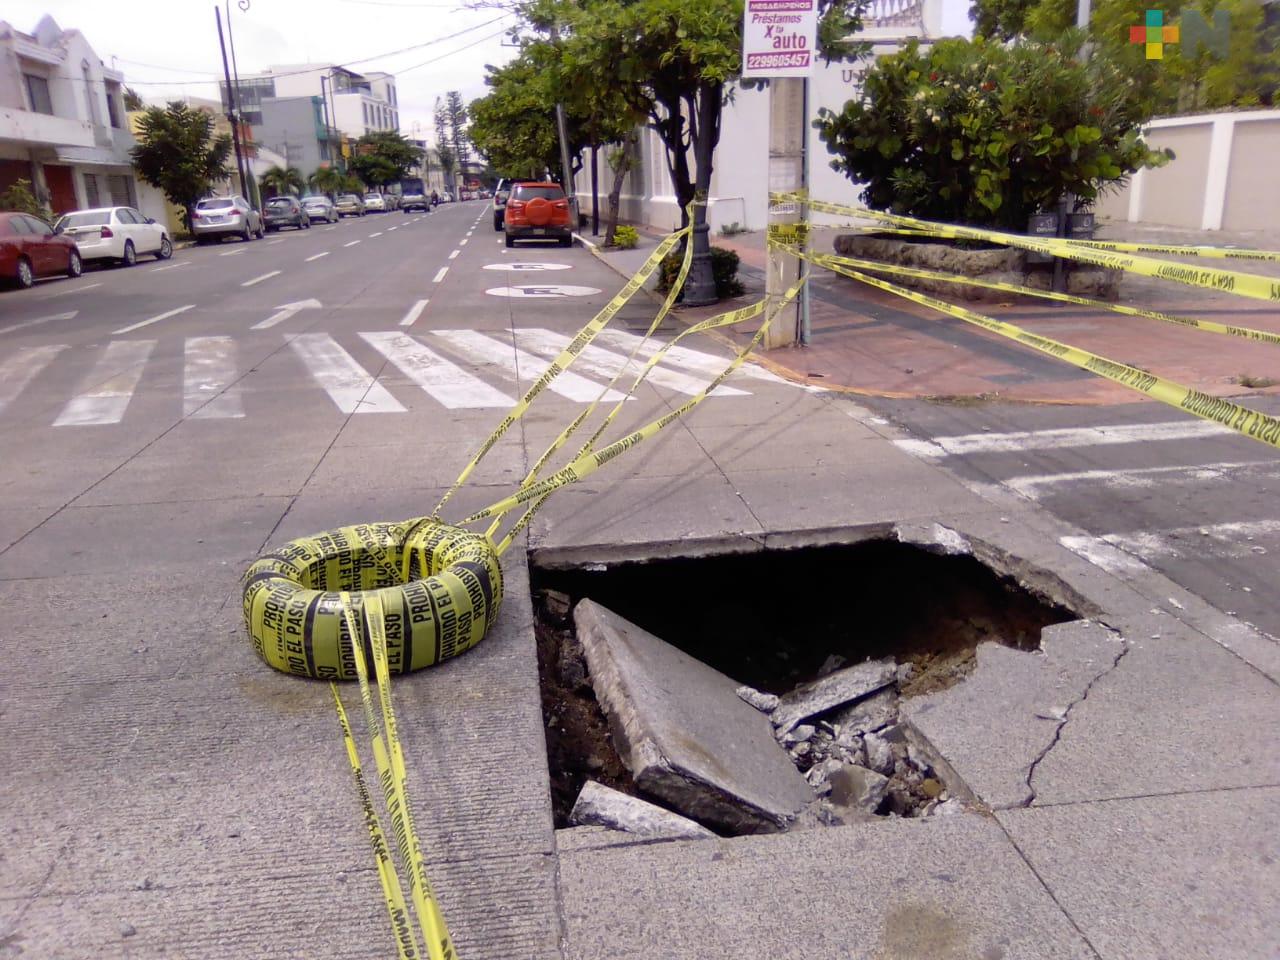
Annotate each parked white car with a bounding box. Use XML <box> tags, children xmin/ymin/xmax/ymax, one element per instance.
<box><xmin>54</xmin><ymin>206</ymin><xmax>172</xmax><ymax>265</ymax></box>
<box><xmin>363</xmin><ymin>193</ymin><xmax>388</xmax><ymax>213</ymax></box>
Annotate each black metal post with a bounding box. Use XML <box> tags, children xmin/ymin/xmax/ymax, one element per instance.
<box><xmin>215</xmin><ymin>8</ymin><xmax>249</xmax><ymax>202</ymax></box>
<box><xmin>590</xmin><ymin>144</ymin><xmax>599</xmax><ymax>236</ymax></box>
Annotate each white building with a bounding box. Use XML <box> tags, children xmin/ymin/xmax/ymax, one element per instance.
<box><xmin>577</xmin><ymin>0</ymin><xmax>948</xmax><ymax>232</ymax></box>
<box><xmin>222</xmin><ymin>64</ymin><xmax>399</xmax><ymax>141</ymax></box>
<box><xmin>0</xmin><ymin>15</ymin><xmax>138</xmax><ymax>217</ymax></box>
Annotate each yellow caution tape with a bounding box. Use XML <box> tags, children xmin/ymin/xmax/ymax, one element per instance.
<box><xmin>835</xmin><ymin>223</ymin><xmax>1280</xmax><ymax>263</ymax></box>
<box><xmin>814</xmin><ymin>252</ymin><xmax>1280</xmax><ymax>347</ymax></box>
<box><xmin>459</xmin><ymin>278</ymin><xmax>807</xmax><ymax>527</ymax></box>
<box><xmin>777</xmin><ymin>193</ymin><xmax>1280</xmax><ymax>303</ymax></box>
<box><xmin>812</xmin><ymin>254</ymin><xmax>1280</xmax><ymax>449</ymax></box>
<box><xmin>241</xmin><ymin>518</ymin><xmax>503</xmax><ymax>679</ymax></box>
<box><xmin>429</xmin><ymin>224</ymin><xmax>689</xmax><ymax>527</ymax></box>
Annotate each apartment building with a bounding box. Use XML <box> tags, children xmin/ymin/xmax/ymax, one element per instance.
<box><xmin>0</xmin><ymin>15</ymin><xmax>137</xmax><ymax>216</ymax></box>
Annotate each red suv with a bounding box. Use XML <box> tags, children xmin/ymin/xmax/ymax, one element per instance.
<box><xmin>504</xmin><ymin>182</ymin><xmax>573</xmax><ymax>248</ymax></box>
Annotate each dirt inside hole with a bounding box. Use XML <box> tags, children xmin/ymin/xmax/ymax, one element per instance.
<box><xmin>531</xmin><ymin>538</ymin><xmax>1077</xmax><ymax>829</ymax></box>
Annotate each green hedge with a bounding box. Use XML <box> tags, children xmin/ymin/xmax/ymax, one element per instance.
<box><xmin>657</xmin><ymin>245</ymin><xmax>744</xmax><ymax>301</ymax></box>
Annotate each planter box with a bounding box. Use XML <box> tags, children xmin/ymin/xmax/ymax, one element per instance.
<box><xmin>831</xmin><ymin>234</ymin><xmax>1121</xmax><ymax>302</ymax></box>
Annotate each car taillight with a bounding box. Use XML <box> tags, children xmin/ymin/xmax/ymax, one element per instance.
<box><xmin>508</xmin><ymin>201</ymin><xmax>525</xmax><ymax>211</ymax></box>
<box><xmin>191</xmin><ymin>210</ymin><xmax>201</xmax><ymax>218</ymax></box>
<box><xmin>100</xmin><ymin>226</ymin><xmax>114</xmax><ymax>238</ymax></box>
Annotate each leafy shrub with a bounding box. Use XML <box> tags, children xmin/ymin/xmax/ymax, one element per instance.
<box><xmin>815</xmin><ymin>37</ymin><xmax>1169</xmax><ymax>230</ymax></box>
<box><xmin>0</xmin><ymin>179</ymin><xmax>51</xmax><ymax>222</ymax></box>
<box><xmin>613</xmin><ymin>225</ymin><xmax>639</xmax><ymax>249</ymax></box>
<box><xmin>657</xmin><ymin>245</ymin><xmax>744</xmax><ymax>301</ymax></box>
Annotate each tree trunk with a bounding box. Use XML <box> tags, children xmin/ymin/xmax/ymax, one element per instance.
<box><xmin>590</xmin><ymin>144</ymin><xmax>600</xmax><ymax>236</ymax></box>
<box><xmin>604</xmin><ymin>144</ymin><xmax>630</xmax><ymax>247</ymax></box>
<box><xmin>682</xmin><ymin>81</ymin><xmax>723</xmax><ymax>306</ymax></box>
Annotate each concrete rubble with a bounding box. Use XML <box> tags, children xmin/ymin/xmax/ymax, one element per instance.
<box><xmin>574</xmin><ymin>599</ymin><xmax>815</xmax><ymax>834</ymax></box>
<box><xmin>769</xmin><ymin>659</ymin><xmax>897</xmax><ymax>734</ymax></box>
<box><xmin>570</xmin><ymin>781</ymin><xmax>716</xmax><ymax>841</ymax></box>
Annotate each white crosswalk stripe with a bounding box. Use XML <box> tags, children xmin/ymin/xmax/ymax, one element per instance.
<box><xmin>429</xmin><ymin>329</ymin><xmax>627</xmax><ymax>403</ymax></box>
<box><xmin>288</xmin><ymin>334</ymin><xmax>406</xmax><ymax>414</ymax></box>
<box><xmin>594</xmin><ymin>328</ymin><xmax>789</xmax><ymax>385</ymax></box>
<box><xmin>894</xmin><ymin>419</ymin><xmax>1235</xmax><ymax>459</ymax></box>
<box><xmin>184</xmin><ymin>337</ymin><xmax>244</xmax><ymax>419</ymax></box>
<box><xmin>54</xmin><ymin>340</ymin><xmax>156</xmax><ymax>426</ymax></box>
<box><xmin>0</xmin><ymin>344</ymin><xmax>65</xmax><ymax>414</ymax></box>
<box><xmin>360</xmin><ymin>332</ymin><xmax>513</xmax><ymax>409</ymax></box>
<box><xmin>512</xmin><ymin>328</ymin><xmax>749</xmax><ymax>397</ymax></box>
<box><xmin>0</xmin><ymin>327</ymin><xmax>795</xmax><ymax>427</ymax></box>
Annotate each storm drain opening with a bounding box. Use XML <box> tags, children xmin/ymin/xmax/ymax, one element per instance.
<box><xmin>530</xmin><ymin>531</ymin><xmax>1084</xmax><ymax>840</ymax></box>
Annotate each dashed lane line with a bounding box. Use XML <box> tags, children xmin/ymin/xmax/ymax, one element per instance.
<box><xmin>241</xmin><ymin>270</ymin><xmax>282</xmax><ymax>287</ymax></box>
<box><xmin>344</xmin><ymin>240</ymin><xmax>361</xmax><ymax>248</ymax></box>
<box><xmin>113</xmin><ymin>303</ymin><xmax>196</xmax><ymax>335</ymax></box>
<box><xmin>306</xmin><ymin>252</ymin><xmax>330</xmax><ymax>262</ymax></box>
<box><xmin>433</xmin><ymin>267</ymin><xmax>449</xmax><ymax>283</ymax></box>
<box><xmin>399</xmin><ymin>299</ymin><xmax>430</xmax><ymax>327</ymax></box>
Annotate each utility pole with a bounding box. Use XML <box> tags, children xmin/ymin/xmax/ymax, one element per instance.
<box><xmin>215</xmin><ymin>7</ymin><xmax>249</xmax><ymax>202</ymax></box>
<box><xmin>763</xmin><ymin>77</ymin><xmax>806</xmax><ymax>348</ymax></box>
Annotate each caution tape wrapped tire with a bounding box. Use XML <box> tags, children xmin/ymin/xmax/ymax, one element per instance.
<box><xmin>242</xmin><ymin>518</ymin><xmax>502</xmax><ymax>679</ymax></box>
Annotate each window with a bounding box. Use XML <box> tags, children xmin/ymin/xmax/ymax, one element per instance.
<box><xmin>21</xmin><ymin>215</ymin><xmax>53</xmax><ymax>236</ymax></box>
<box><xmin>8</xmin><ymin>216</ymin><xmax>32</xmax><ymax>235</ymax></box>
<box><xmin>363</xmin><ymin>103</ymin><xmax>369</xmax><ymax>124</ymax></box>
<box><xmin>107</xmin><ymin>174</ymin><xmax>135</xmax><ymax>207</ymax></box>
<box><xmin>59</xmin><ymin>211</ymin><xmax>112</xmax><ymax>228</ymax></box>
<box><xmin>106</xmin><ymin>90</ymin><xmax>121</xmax><ymax>128</ymax></box>
<box><xmin>513</xmin><ymin>185</ymin><xmax>566</xmax><ymax>202</ymax></box>
<box><xmin>24</xmin><ymin>74</ymin><xmax>53</xmax><ymax>115</ymax></box>
<box><xmin>116</xmin><ymin>208</ymin><xmax>138</xmax><ymax>224</ymax></box>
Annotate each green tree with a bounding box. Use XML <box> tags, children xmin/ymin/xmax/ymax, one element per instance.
<box><xmin>522</xmin><ymin>0</ymin><xmax>868</xmax><ymax>303</ymax></box>
<box><xmin>308</xmin><ymin>167</ymin><xmax>346</xmax><ymax>197</ymax></box>
<box><xmin>815</xmin><ymin>36</ymin><xmax>1169</xmax><ymax>230</ymax></box>
<box><xmin>130</xmin><ymin>102</ymin><xmax>232</xmax><ymax>229</ymax></box>
<box><xmin>445</xmin><ymin>90</ymin><xmax>472</xmax><ymax>172</ymax></box>
<box><xmin>123</xmin><ymin>87</ymin><xmax>144</xmax><ymax>111</ymax></box>
<box><xmin>972</xmin><ymin>0</ymin><xmax>1279</xmax><ymax>112</ymax></box>
<box><xmin>259</xmin><ymin>164</ymin><xmax>305</xmax><ymax>198</ymax></box>
<box><xmin>434</xmin><ymin>97</ymin><xmax>460</xmax><ymax>192</ymax></box>
<box><xmin>347</xmin><ymin>131</ymin><xmax>421</xmax><ymax>188</ymax></box>
<box><xmin>0</xmin><ymin>178</ymin><xmax>51</xmax><ymax>222</ymax></box>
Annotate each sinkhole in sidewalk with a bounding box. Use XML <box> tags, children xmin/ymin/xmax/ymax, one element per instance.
<box><xmin>529</xmin><ymin>528</ymin><xmax>1087</xmax><ymax>836</ymax></box>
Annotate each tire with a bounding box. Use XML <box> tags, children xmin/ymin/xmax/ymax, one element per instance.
<box><xmin>505</xmin><ymin>233</ymin><xmax>514</xmax><ymax>248</ymax></box>
<box><xmin>15</xmin><ymin>257</ymin><xmax>33</xmax><ymax>288</ymax></box>
<box><xmin>67</xmin><ymin>249</ymin><xmax>83</xmax><ymax>278</ymax></box>
<box><xmin>267</xmin><ymin>225</ymin><xmax>276</xmax><ymax>233</ymax></box>
<box><xmin>156</xmin><ymin>236</ymin><xmax>173</xmax><ymax>260</ymax></box>
<box><xmin>243</xmin><ymin>225</ymin><xmax>253</xmax><ymax>242</ymax></box>
<box><xmin>303</xmin><ymin>218</ymin><xmax>310</xmax><ymax>229</ymax></box>
<box><xmin>122</xmin><ymin>240</ymin><xmax>137</xmax><ymax>267</ymax></box>
<box><xmin>559</xmin><ymin>236</ymin><xmax>572</xmax><ymax>248</ymax></box>
<box><xmin>241</xmin><ymin>518</ymin><xmax>503</xmax><ymax>679</ymax></box>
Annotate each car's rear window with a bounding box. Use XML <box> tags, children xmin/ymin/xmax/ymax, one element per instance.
<box><xmin>267</xmin><ymin>198</ymin><xmax>294</xmax><ymax>207</ymax></box>
<box><xmin>58</xmin><ymin>211</ymin><xmax>112</xmax><ymax>227</ymax></box>
<box><xmin>198</xmin><ymin>199</ymin><xmax>234</xmax><ymax>210</ymax></box>
<box><xmin>513</xmin><ymin>185</ymin><xmax>565</xmax><ymax>201</ymax></box>
<box><xmin>338</xmin><ymin>195</ymin><xmax>358</xmax><ymax>201</ymax></box>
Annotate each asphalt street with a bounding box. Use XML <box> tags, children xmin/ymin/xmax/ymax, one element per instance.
<box><xmin>860</xmin><ymin>393</ymin><xmax>1280</xmax><ymax>639</ymax></box>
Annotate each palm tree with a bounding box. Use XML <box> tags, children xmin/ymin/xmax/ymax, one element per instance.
<box><xmin>309</xmin><ymin>166</ymin><xmax>345</xmax><ymax>199</ymax></box>
<box><xmin>259</xmin><ymin>165</ymin><xmax>304</xmax><ymax>198</ymax></box>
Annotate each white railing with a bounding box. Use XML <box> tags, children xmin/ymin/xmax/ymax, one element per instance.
<box><xmin>865</xmin><ymin>0</ymin><xmax>924</xmax><ymax>29</ymax></box>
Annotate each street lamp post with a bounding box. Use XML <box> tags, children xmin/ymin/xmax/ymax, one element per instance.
<box><xmin>215</xmin><ymin>6</ymin><xmax>249</xmax><ymax>202</ymax></box>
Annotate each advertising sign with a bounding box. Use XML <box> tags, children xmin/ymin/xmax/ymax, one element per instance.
<box><xmin>741</xmin><ymin>0</ymin><xmax>818</xmax><ymax>78</ymax></box>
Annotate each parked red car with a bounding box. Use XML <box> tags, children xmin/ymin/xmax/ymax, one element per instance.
<box><xmin>504</xmin><ymin>182</ymin><xmax>573</xmax><ymax>248</ymax></box>
<box><xmin>0</xmin><ymin>211</ymin><xmax>82</xmax><ymax>288</ymax></box>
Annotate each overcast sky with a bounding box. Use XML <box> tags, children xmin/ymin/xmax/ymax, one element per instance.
<box><xmin>11</xmin><ymin>0</ymin><xmax>973</xmax><ymax>140</ymax></box>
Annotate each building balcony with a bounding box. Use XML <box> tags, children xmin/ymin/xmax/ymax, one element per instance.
<box><xmin>0</xmin><ymin>107</ymin><xmax>95</xmax><ymax>149</ymax></box>
<box><xmin>860</xmin><ymin>0</ymin><xmax>927</xmax><ymax>40</ymax></box>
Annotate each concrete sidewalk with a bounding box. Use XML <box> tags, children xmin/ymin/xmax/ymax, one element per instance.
<box><xmin>583</xmin><ymin>220</ymin><xmax>1280</xmax><ymax>404</ymax></box>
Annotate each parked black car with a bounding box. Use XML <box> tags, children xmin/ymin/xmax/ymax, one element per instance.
<box><xmin>263</xmin><ymin>196</ymin><xmax>310</xmax><ymax>232</ymax></box>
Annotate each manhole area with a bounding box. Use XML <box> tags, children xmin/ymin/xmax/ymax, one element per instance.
<box><xmin>531</xmin><ymin>537</ymin><xmax>1078</xmax><ymax>835</ymax></box>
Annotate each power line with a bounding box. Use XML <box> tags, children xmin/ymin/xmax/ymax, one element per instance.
<box><xmin>123</xmin><ymin>14</ymin><xmax>511</xmax><ymax>86</ymax></box>
<box><xmin>396</xmin><ymin>25</ymin><xmax>513</xmax><ymax>74</ymax></box>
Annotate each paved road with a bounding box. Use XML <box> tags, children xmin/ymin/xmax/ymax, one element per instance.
<box><xmin>860</xmin><ymin>393</ymin><xmax>1280</xmax><ymax>639</ymax></box>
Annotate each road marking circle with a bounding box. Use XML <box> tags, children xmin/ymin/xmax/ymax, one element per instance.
<box><xmin>484</xmin><ymin>284</ymin><xmax>601</xmax><ymax>298</ymax></box>
<box><xmin>482</xmin><ymin>262</ymin><xmax>572</xmax><ymax>272</ymax></box>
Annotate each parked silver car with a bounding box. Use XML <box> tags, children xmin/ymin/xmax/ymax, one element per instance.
<box><xmin>301</xmin><ymin>195</ymin><xmax>338</xmax><ymax>223</ymax></box>
<box><xmin>191</xmin><ymin>195</ymin><xmax>263</xmax><ymax>243</ymax></box>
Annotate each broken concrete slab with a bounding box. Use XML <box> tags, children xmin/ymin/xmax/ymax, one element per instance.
<box><xmin>736</xmin><ymin>685</ymin><xmax>779</xmax><ymax>713</ymax></box>
<box><xmin>827</xmin><ymin>765</ymin><xmax>889</xmax><ymax>814</ymax></box>
<box><xmin>900</xmin><ymin>620</ymin><xmax>1124</xmax><ymax>809</ymax></box>
<box><xmin>574</xmin><ymin>599</ymin><xmax>815</xmax><ymax>833</ymax></box>
<box><xmin>771</xmin><ymin>659</ymin><xmax>896</xmax><ymax>734</ymax></box>
<box><xmin>570</xmin><ymin>781</ymin><xmax>715</xmax><ymax>841</ymax></box>
<box><xmin>863</xmin><ymin>731</ymin><xmax>895</xmax><ymax>775</ymax></box>
<box><xmin>831</xmin><ymin>687</ymin><xmax>898</xmax><ymax>738</ymax></box>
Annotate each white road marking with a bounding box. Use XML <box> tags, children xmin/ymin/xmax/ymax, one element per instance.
<box><xmin>113</xmin><ymin>304</ymin><xmax>195</xmax><ymax>335</ymax></box>
<box><xmin>1003</xmin><ymin>460</ymin><xmax>1280</xmax><ymax>500</ymax></box>
<box><xmin>305</xmin><ymin>251</ymin><xmax>330</xmax><ymax>262</ymax></box>
<box><xmin>288</xmin><ymin>333</ymin><xmax>405</xmax><ymax>414</ymax></box>
<box><xmin>388</xmin><ymin>226</ymin><xmax>398</xmax><ymax>232</ymax></box>
<box><xmin>344</xmin><ymin>240</ymin><xmax>361</xmax><ymax>247</ymax></box>
<box><xmin>241</xmin><ymin>270</ymin><xmax>282</xmax><ymax>287</ymax></box>
<box><xmin>150</xmin><ymin>261</ymin><xmax>189</xmax><ymax>273</ymax></box>
<box><xmin>460</xmin><ymin>238</ymin><xmax>468</xmax><ymax>246</ymax></box>
<box><xmin>513</xmin><ymin>328</ymin><xmax>748</xmax><ymax>398</ymax></box>
<box><xmin>895</xmin><ymin>420</ymin><xmax>1237</xmax><ymax>459</ymax></box>
<box><xmin>594</xmin><ymin>329</ymin><xmax>788</xmax><ymax>384</ymax></box>
<box><xmin>0</xmin><ymin>345</ymin><xmax>66</xmax><ymax>413</ymax></box>
<box><xmin>184</xmin><ymin>336</ymin><xmax>244</xmax><ymax>418</ymax></box>
<box><xmin>324</xmin><ymin>226</ymin><xmax>337</xmax><ymax>232</ymax></box>
<box><xmin>267</xmin><ymin>239</ymin><xmax>284</xmax><ymax>246</ymax></box>
<box><xmin>37</xmin><ymin>281</ymin><xmax>101</xmax><ymax>299</ymax></box>
<box><xmin>252</xmin><ymin>298</ymin><xmax>322</xmax><ymax>331</ymax></box>
<box><xmin>219</xmin><ymin>248</ymin><xmax>245</xmax><ymax>257</ymax></box>
<box><xmin>433</xmin><ymin>267</ymin><xmax>449</xmax><ymax>282</ymax></box>
<box><xmin>448</xmin><ymin>249</ymin><xmax>460</xmax><ymax>260</ymax></box>
<box><xmin>399</xmin><ymin>299</ymin><xmax>430</xmax><ymax>327</ymax></box>
<box><xmin>360</xmin><ymin>332</ymin><xmax>513</xmax><ymax>409</ymax></box>
<box><xmin>369</xmin><ymin>232</ymin><xmax>383</xmax><ymax>238</ymax></box>
<box><xmin>430</xmin><ymin>330</ymin><xmax>626</xmax><ymax>403</ymax></box>
<box><xmin>54</xmin><ymin>339</ymin><xmax>156</xmax><ymax>426</ymax></box>
<box><xmin>1063</xmin><ymin>519</ymin><xmax>1280</xmax><ymax>573</ymax></box>
<box><xmin>0</xmin><ymin>310</ymin><xmax>77</xmax><ymax>336</ymax></box>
